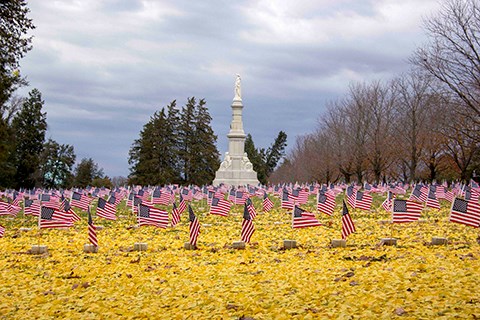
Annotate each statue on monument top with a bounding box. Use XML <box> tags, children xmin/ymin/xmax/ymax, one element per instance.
<box><xmin>234</xmin><ymin>74</ymin><xmax>241</xmax><ymax>100</ymax></box>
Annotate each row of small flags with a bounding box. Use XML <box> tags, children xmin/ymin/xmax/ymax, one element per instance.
<box><xmin>1</xmin><ymin>181</ymin><xmax>480</xmax><ymax>247</ymax></box>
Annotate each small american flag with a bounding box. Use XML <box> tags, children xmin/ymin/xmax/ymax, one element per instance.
<box><xmin>292</xmin><ymin>206</ymin><xmax>322</xmax><ymax>228</ymax></box>
<box><xmin>188</xmin><ymin>205</ymin><xmax>200</xmax><ymax>247</ymax></box>
<box><xmin>346</xmin><ymin>185</ymin><xmax>357</xmax><ymax>208</ymax></box>
<box><xmin>426</xmin><ymin>189</ymin><xmax>441</xmax><ymax>210</ymax></box>
<box><xmin>281</xmin><ymin>190</ymin><xmax>294</xmax><ymax>210</ymax></box>
<box><xmin>450</xmin><ymin>197</ymin><xmax>480</xmax><ymax>228</ymax></box>
<box><xmin>87</xmin><ymin>207</ymin><xmax>98</xmax><ymax>247</ymax></box>
<box><xmin>392</xmin><ymin>199</ymin><xmax>423</xmax><ymax>223</ymax></box>
<box><xmin>209</xmin><ymin>197</ymin><xmax>231</xmax><ymax>217</ymax></box>
<box><xmin>60</xmin><ymin>197</ymin><xmax>81</xmax><ymax>222</ymax></box>
<box><xmin>262</xmin><ymin>193</ymin><xmax>274</xmax><ymax>212</ymax></box>
<box><xmin>178</xmin><ymin>194</ymin><xmax>187</xmax><ymax>214</ymax></box>
<box><xmin>381</xmin><ymin>191</ymin><xmax>395</xmax><ymax>212</ymax></box>
<box><xmin>151</xmin><ymin>188</ymin><xmax>171</xmax><ymax>205</ymax></box>
<box><xmin>39</xmin><ymin>206</ymin><xmax>74</xmax><ymax>229</ymax></box>
<box><xmin>171</xmin><ymin>203</ymin><xmax>181</xmax><ymax>227</ymax></box>
<box><xmin>317</xmin><ymin>191</ymin><xmax>335</xmax><ymax>216</ymax></box>
<box><xmin>245</xmin><ymin>198</ymin><xmax>257</xmax><ymax>220</ymax></box>
<box><xmin>355</xmin><ymin>191</ymin><xmax>372</xmax><ymax>211</ymax></box>
<box><xmin>0</xmin><ymin>225</ymin><xmax>5</xmax><ymax>238</ymax></box>
<box><xmin>71</xmin><ymin>192</ymin><xmax>91</xmax><ymax>211</ymax></box>
<box><xmin>241</xmin><ymin>203</ymin><xmax>255</xmax><ymax>243</ymax></box>
<box><xmin>24</xmin><ymin>199</ymin><xmax>40</xmax><ymax>216</ymax></box>
<box><xmin>341</xmin><ymin>200</ymin><xmax>356</xmax><ymax>239</ymax></box>
<box><xmin>138</xmin><ymin>204</ymin><xmax>168</xmax><ymax>228</ymax></box>
<box><xmin>96</xmin><ymin>198</ymin><xmax>117</xmax><ymax>220</ymax></box>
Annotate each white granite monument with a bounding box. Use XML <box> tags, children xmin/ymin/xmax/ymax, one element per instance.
<box><xmin>212</xmin><ymin>75</ymin><xmax>260</xmax><ymax>187</ymax></box>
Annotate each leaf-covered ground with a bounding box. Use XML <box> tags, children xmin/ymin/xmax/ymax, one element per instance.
<box><xmin>1</xmin><ymin>196</ymin><xmax>479</xmax><ymax>319</ymax></box>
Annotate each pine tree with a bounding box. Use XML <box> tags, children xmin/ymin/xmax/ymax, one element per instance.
<box><xmin>190</xmin><ymin>98</ymin><xmax>220</xmax><ymax>185</ymax></box>
<box><xmin>129</xmin><ymin>98</ymin><xmax>219</xmax><ymax>186</ymax></box>
<box><xmin>244</xmin><ymin>131</ymin><xmax>287</xmax><ymax>185</ymax></box>
<box><xmin>11</xmin><ymin>88</ymin><xmax>47</xmax><ymax>188</ymax></box>
<box><xmin>40</xmin><ymin>139</ymin><xmax>76</xmax><ymax>189</ymax></box>
<box><xmin>178</xmin><ymin>98</ymin><xmax>196</xmax><ymax>183</ymax></box>
<box><xmin>0</xmin><ymin>0</ymin><xmax>35</xmax><ymax>108</ymax></box>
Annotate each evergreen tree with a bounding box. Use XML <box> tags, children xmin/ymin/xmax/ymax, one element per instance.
<box><xmin>190</xmin><ymin>98</ymin><xmax>220</xmax><ymax>185</ymax></box>
<box><xmin>245</xmin><ymin>134</ymin><xmax>267</xmax><ymax>184</ymax></box>
<box><xmin>75</xmin><ymin>158</ymin><xmax>104</xmax><ymax>188</ymax></box>
<box><xmin>178</xmin><ymin>97</ymin><xmax>196</xmax><ymax>183</ymax></box>
<box><xmin>40</xmin><ymin>139</ymin><xmax>76</xmax><ymax>189</ymax></box>
<box><xmin>129</xmin><ymin>97</ymin><xmax>219</xmax><ymax>186</ymax></box>
<box><xmin>265</xmin><ymin>131</ymin><xmax>288</xmax><ymax>175</ymax></box>
<box><xmin>10</xmin><ymin>88</ymin><xmax>47</xmax><ymax>188</ymax></box>
<box><xmin>0</xmin><ymin>0</ymin><xmax>35</xmax><ymax>108</ymax></box>
<box><xmin>244</xmin><ymin>131</ymin><xmax>288</xmax><ymax>185</ymax></box>
<box><xmin>128</xmin><ymin>102</ymin><xmax>181</xmax><ymax>185</ymax></box>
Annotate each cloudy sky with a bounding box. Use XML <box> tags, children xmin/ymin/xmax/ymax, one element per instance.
<box><xmin>18</xmin><ymin>0</ymin><xmax>442</xmax><ymax>178</ymax></box>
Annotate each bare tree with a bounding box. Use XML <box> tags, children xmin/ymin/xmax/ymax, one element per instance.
<box><xmin>393</xmin><ymin>72</ymin><xmax>435</xmax><ymax>181</ymax></box>
<box><xmin>412</xmin><ymin>0</ymin><xmax>480</xmax><ymax>131</ymax></box>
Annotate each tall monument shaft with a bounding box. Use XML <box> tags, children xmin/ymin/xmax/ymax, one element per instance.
<box><xmin>213</xmin><ymin>75</ymin><xmax>259</xmax><ymax>187</ymax></box>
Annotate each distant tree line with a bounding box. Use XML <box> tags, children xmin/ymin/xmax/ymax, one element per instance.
<box><xmin>271</xmin><ymin>0</ymin><xmax>480</xmax><ymax>184</ymax></box>
<box><xmin>128</xmin><ymin>98</ymin><xmax>220</xmax><ymax>186</ymax></box>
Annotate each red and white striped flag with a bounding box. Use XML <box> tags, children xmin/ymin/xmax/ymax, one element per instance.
<box><xmin>426</xmin><ymin>189</ymin><xmax>441</xmax><ymax>210</ymax></box>
<box><xmin>87</xmin><ymin>207</ymin><xmax>98</xmax><ymax>247</ymax></box>
<box><xmin>392</xmin><ymin>199</ymin><xmax>423</xmax><ymax>223</ymax></box>
<box><xmin>241</xmin><ymin>203</ymin><xmax>255</xmax><ymax>243</ymax></box>
<box><xmin>0</xmin><ymin>225</ymin><xmax>5</xmax><ymax>238</ymax></box>
<box><xmin>292</xmin><ymin>206</ymin><xmax>322</xmax><ymax>228</ymax></box>
<box><xmin>39</xmin><ymin>206</ymin><xmax>74</xmax><ymax>229</ymax></box>
<box><xmin>317</xmin><ymin>191</ymin><xmax>335</xmax><ymax>216</ymax></box>
<box><xmin>96</xmin><ymin>197</ymin><xmax>117</xmax><ymax>220</ymax></box>
<box><xmin>354</xmin><ymin>191</ymin><xmax>372</xmax><ymax>211</ymax></box>
<box><xmin>178</xmin><ymin>194</ymin><xmax>187</xmax><ymax>215</ymax></box>
<box><xmin>450</xmin><ymin>197</ymin><xmax>480</xmax><ymax>228</ymax></box>
<box><xmin>188</xmin><ymin>205</ymin><xmax>200</xmax><ymax>247</ymax></box>
<box><xmin>262</xmin><ymin>193</ymin><xmax>274</xmax><ymax>212</ymax></box>
<box><xmin>209</xmin><ymin>197</ymin><xmax>231</xmax><ymax>217</ymax></box>
<box><xmin>341</xmin><ymin>200</ymin><xmax>356</xmax><ymax>239</ymax></box>
<box><xmin>382</xmin><ymin>191</ymin><xmax>395</xmax><ymax>212</ymax></box>
<box><xmin>245</xmin><ymin>198</ymin><xmax>257</xmax><ymax>220</ymax></box>
<box><xmin>138</xmin><ymin>204</ymin><xmax>168</xmax><ymax>228</ymax></box>
<box><xmin>171</xmin><ymin>203</ymin><xmax>181</xmax><ymax>227</ymax></box>
<box><xmin>71</xmin><ymin>192</ymin><xmax>91</xmax><ymax>211</ymax></box>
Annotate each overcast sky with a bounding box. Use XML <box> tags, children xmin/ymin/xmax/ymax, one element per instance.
<box><xmin>18</xmin><ymin>0</ymin><xmax>442</xmax><ymax>178</ymax></box>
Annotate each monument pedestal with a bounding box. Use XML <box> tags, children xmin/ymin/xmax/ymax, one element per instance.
<box><xmin>213</xmin><ymin>79</ymin><xmax>259</xmax><ymax>187</ymax></box>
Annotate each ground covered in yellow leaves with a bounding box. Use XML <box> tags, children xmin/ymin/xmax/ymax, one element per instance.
<box><xmin>1</xmin><ymin>196</ymin><xmax>479</xmax><ymax>319</ymax></box>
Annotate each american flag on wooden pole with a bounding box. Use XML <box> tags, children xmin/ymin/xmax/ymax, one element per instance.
<box><xmin>188</xmin><ymin>205</ymin><xmax>200</xmax><ymax>247</ymax></box>
<box><xmin>241</xmin><ymin>203</ymin><xmax>255</xmax><ymax>243</ymax></box>
<box><xmin>87</xmin><ymin>207</ymin><xmax>98</xmax><ymax>247</ymax></box>
<box><xmin>341</xmin><ymin>200</ymin><xmax>356</xmax><ymax>240</ymax></box>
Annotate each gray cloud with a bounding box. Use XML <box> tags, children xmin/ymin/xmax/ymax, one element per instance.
<box><xmin>18</xmin><ymin>0</ymin><xmax>441</xmax><ymax>177</ymax></box>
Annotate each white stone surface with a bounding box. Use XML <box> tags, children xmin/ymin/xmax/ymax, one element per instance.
<box><xmin>213</xmin><ymin>75</ymin><xmax>259</xmax><ymax>187</ymax></box>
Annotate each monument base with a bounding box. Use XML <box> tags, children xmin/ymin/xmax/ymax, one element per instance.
<box><xmin>213</xmin><ymin>169</ymin><xmax>259</xmax><ymax>187</ymax></box>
